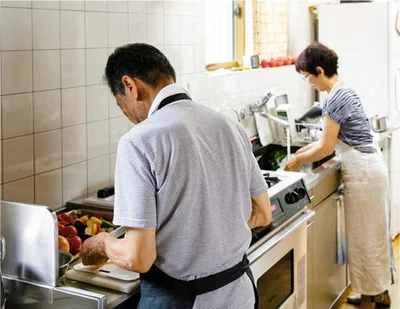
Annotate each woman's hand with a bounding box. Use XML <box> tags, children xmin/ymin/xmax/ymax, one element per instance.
<box><xmin>284</xmin><ymin>155</ymin><xmax>303</xmax><ymax>171</ymax></box>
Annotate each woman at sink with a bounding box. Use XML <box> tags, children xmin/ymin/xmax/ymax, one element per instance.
<box><xmin>285</xmin><ymin>42</ymin><xmax>394</xmax><ymax>309</ymax></box>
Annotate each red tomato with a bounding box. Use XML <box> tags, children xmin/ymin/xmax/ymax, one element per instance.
<box><xmin>284</xmin><ymin>56</ymin><xmax>292</xmax><ymax>65</ymax></box>
<box><xmin>276</xmin><ymin>57</ymin><xmax>284</xmax><ymax>67</ymax></box>
<box><xmin>261</xmin><ymin>59</ymin><xmax>269</xmax><ymax>68</ymax></box>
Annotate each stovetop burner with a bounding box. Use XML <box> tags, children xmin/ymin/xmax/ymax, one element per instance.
<box><xmin>250</xmin><ymin>170</ymin><xmax>310</xmax><ymax>245</ymax></box>
<box><xmin>263</xmin><ymin>172</ymin><xmax>282</xmax><ymax>188</ymax></box>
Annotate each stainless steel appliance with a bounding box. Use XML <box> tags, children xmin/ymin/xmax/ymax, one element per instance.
<box><xmin>248</xmin><ymin>170</ymin><xmax>314</xmax><ymax>309</ymax></box>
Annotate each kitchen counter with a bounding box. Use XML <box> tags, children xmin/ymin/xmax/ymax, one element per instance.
<box><xmin>303</xmin><ymin>156</ymin><xmax>341</xmax><ymax>190</ymax></box>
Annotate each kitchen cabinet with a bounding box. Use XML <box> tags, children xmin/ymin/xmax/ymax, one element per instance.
<box><xmin>307</xmin><ymin>171</ymin><xmax>347</xmax><ymax>309</ymax></box>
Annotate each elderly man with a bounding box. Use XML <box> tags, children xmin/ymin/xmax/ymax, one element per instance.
<box><xmin>80</xmin><ymin>43</ymin><xmax>272</xmax><ymax>309</ymax></box>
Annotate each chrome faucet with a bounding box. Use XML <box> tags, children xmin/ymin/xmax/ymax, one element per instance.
<box><xmin>251</xmin><ymin>91</ymin><xmax>293</xmax><ymax>161</ymax></box>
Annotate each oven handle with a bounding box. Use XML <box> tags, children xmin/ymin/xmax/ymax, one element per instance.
<box><xmin>248</xmin><ymin>210</ymin><xmax>315</xmax><ymax>265</ymax></box>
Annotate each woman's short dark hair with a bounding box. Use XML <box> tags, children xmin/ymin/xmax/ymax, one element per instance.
<box><xmin>295</xmin><ymin>42</ymin><xmax>338</xmax><ymax>77</ymax></box>
<box><xmin>104</xmin><ymin>43</ymin><xmax>176</xmax><ymax>96</ymax></box>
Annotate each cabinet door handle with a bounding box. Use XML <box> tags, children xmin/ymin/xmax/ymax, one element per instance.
<box><xmin>307</xmin><ymin>220</ymin><xmax>314</xmax><ymax>228</ymax></box>
<box><xmin>309</xmin><ymin>195</ymin><xmax>315</xmax><ymax>200</ymax></box>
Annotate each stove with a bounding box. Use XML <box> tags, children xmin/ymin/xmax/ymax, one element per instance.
<box><xmin>251</xmin><ymin>170</ymin><xmax>310</xmax><ymax>244</ymax></box>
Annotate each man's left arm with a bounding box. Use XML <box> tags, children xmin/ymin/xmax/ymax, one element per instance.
<box><xmin>80</xmin><ymin>226</ymin><xmax>157</xmax><ymax>273</ymax></box>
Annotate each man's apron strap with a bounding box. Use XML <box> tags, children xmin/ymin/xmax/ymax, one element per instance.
<box><xmin>157</xmin><ymin>93</ymin><xmax>192</xmax><ymax>111</ymax></box>
<box><xmin>141</xmin><ymin>255</ymin><xmax>259</xmax><ymax>308</ymax></box>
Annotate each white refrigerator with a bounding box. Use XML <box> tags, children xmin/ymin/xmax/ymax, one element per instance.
<box><xmin>318</xmin><ymin>0</ymin><xmax>400</xmax><ymax>239</ymax></box>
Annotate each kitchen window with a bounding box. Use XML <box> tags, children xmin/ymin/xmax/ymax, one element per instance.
<box><xmin>205</xmin><ymin>0</ymin><xmax>289</xmax><ymax>71</ymax></box>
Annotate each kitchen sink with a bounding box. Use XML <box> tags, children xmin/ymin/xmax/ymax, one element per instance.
<box><xmin>253</xmin><ymin>143</ymin><xmax>335</xmax><ymax>171</ymax></box>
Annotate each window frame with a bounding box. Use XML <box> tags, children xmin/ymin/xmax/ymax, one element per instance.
<box><xmin>205</xmin><ymin>1</ymin><xmax>246</xmax><ymax>71</ymax></box>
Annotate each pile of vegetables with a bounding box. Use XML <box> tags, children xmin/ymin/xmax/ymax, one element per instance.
<box><xmin>57</xmin><ymin>212</ymin><xmax>118</xmax><ymax>255</ymax></box>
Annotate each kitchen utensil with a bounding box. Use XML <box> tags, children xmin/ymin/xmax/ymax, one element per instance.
<box><xmin>58</xmin><ymin>250</ymin><xmax>73</xmax><ymax>280</ymax></box>
<box><xmin>370</xmin><ymin>115</ymin><xmax>389</xmax><ymax>132</ymax></box>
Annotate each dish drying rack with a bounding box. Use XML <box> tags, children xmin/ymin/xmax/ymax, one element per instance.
<box><xmin>251</xmin><ymin>92</ymin><xmax>322</xmax><ymax>159</ymax></box>
<box><xmin>282</xmin><ymin>122</ymin><xmax>323</xmax><ymax>147</ymax></box>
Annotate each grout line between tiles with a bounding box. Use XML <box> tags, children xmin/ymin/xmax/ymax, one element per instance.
<box><xmin>30</xmin><ymin>4</ymin><xmax>35</xmax><ymax>203</ymax></box>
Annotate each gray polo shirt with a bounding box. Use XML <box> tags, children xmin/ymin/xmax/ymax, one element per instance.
<box><xmin>113</xmin><ymin>84</ymin><xmax>268</xmax><ymax>309</ymax></box>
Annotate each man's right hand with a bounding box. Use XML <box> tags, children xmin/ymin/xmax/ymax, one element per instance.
<box><xmin>248</xmin><ymin>191</ymin><xmax>272</xmax><ymax>229</ymax></box>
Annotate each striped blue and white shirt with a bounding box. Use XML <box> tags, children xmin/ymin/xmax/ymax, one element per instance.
<box><xmin>322</xmin><ymin>88</ymin><xmax>374</xmax><ymax>153</ymax></box>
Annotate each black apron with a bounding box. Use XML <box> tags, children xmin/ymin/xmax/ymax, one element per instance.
<box><xmin>138</xmin><ymin>93</ymin><xmax>259</xmax><ymax>309</ymax></box>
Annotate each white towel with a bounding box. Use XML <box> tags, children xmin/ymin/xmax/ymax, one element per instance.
<box><xmin>336</xmin><ymin>194</ymin><xmax>347</xmax><ymax>265</ymax></box>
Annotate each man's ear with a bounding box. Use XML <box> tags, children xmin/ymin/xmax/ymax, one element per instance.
<box><xmin>121</xmin><ymin>75</ymin><xmax>139</xmax><ymax>99</ymax></box>
<box><xmin>316</xmin><ymin>66</ymin><xmax>325</xmax><ymax>76</ymax></box>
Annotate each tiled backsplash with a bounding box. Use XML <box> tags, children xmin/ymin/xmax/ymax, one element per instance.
<box><xmin>0</xmin><ymin>0</ymin><xmax>334</xmax><ymax>207</ymax></box>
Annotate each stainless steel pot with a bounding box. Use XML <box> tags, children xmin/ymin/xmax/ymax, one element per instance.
<box><xmin>58</xmin><ymin>250</ymin><xmax>73</xmax><ymax>284</ymax></box>
<box><xmin>370</xmin><ymin>115</ymin><xmax>388</xmax><ymax>132</ymax></box>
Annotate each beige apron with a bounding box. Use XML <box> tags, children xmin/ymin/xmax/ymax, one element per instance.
<box><xmin>326</xmin><ymin>80</ymin><xmax>393</xmax><ymax>294</ymax></box>
<box><xmin>336</xmin><ymin>140</ymin><xmax>393</xmax><ymax>294</ymax></box>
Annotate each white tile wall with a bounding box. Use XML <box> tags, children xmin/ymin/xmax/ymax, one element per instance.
<box><xmin>61</xmin><ymin>10</ymin><xmax>85</xmax><ymax>49</ymax></box>
<box><xmin>87</xmin><ymin>120</ymin><xmax>110</xmax><ymax>159</ymax></box>
<box><xmin>147</xmin><ymin>14</ymin><xmax>164</xmax><ymax>45</ymax></box>
<box><xmin>85</xmin><ymin>1</ymin><xmax>107</xmax><ymax>12</ymax></box>
<box><xmin>1</xmin><ymin>2</ymin><xmax>32</xmax><ymax>9</ymax></box>
<box><xmin>2</xmin><ymin>51</ymin><xmax>33</xmax><ymax>95</ymax></box>
<box><xmin>34</xmin><ymin>130</ymin><xmax>62</xmax><ymax>174</ymax></box>
<box><xmin>108</xmin><ymin>13</ymin><xmax>129</xmax><ymax>48</ymax></box>
<box><xmin>62</xmin><ymin>124</ymin><xmax>87</xmax><ymax>166</ymax></box>
<box><xmin>35</xmin><ymin>169</ymin><xmax>62</xmax><ymax>209</ymax></box>
<box><xmin>62</xmin><ymin>161</ymin><xmax>87</xmax><ymax>204</ymax></box>
<box><xmin>33</xmin><ymin>9</ymin><xmax>60</xmax><ymax>50</ymax></box>
<box><xmin>32</xmin><ymin>1</ymin><xmax>60</xmax><ymax>10</ymax></box>
<box><xmin>60</xmin><ymin>1</ymin><xmax>85</xmax><ymax>11</ymax></box>
<box><xmin>129</xmin><ymin>14</ymin><xmax>147</xmax><ymax>43</ymax></box>
<box><xmin>86</xmin><ymin>48</ymin><xmax>108</xmax><ymax>85</ymax></box>
<box><xmin>128</xmin><ymin>1</ymin><xmax>146</xmax><ymax>14</ymax></box>
<box><xmin>1</xmin><ymin>0</ymin><xmax>317</xmax><ymax>207</ymax></box>
<box><xmin>2</xmin><ymin>93</ymin><xmax>33</xmax><ymax>139</ymax></box>
<box><xmin>2</xmin><ymin>135</ymin><xmax>34</xmax><ymax>183</ymax></box>
<box><xmin>33</xmin><ymin>50</ymin><xmax>61</xmax><ymax>91</ymax></box>
<box><xmin>86</xmin><ymin>12</ymin><xmax>108</xmax><ymax>48</ymax></box>
<box><xmin>108</xmin><ymin>0</ymin><xmax>128</xmax><ymax>13</ymax></box>
<box><xmin>88</xmin><ymin>155</ymin><xmax>110</xmax><ymax>194</ymax></box>
<box><xmin>146</xmin><ymin>1</ymin><xmax>163</xmax><ymax>15</ymax></box>
<box><xmin>164</xmin><ymin>15</ymin><xmax>179</xmax><ymax>45</ymax></box>
<box><xmin>62</xmin><ymin>87</ymin><xmax>87</xmax><ymax>127</ymax></box>
<box><xmin>164</xmin><ymin>0</ymin><xmax>179</xmax><ymax>15</ymax></box>
<box><xmin>109</xmin><ymin>116</ymin><xmax>130</xmax><ymax>153</ymax></box>
<box><xmin>87</xmin><ymin>85</ymin><xmax>109</xmax><ymax>122</ymax></box>
<box><xmin>61</xmin><ymin>49</ymin><xmax>86</xmax><ymax>88</ymax></box>
<box><xmin>3</xmin><ymin>177</ymin><xmax>34</xmax><ymax>204</ymax></box>
<box><xmin>1</xmin><ymin>8</ymin><xmax>32</xmax><ymax>51</ymax></box>
<box><xmin>34</xmin><ymin>90</ymin><xmax>61</xmax><ymax>133</ymax></box>
<box><xmin>109</xmin><ymin>152</ymin><xmax>117</xmax><ymax>184</ymax></box>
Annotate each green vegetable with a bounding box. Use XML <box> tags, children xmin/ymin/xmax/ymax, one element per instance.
<box><xmin>101</xmin><ymin>218</ymin><xmax>117</xmax><ymax>229</ymax></box>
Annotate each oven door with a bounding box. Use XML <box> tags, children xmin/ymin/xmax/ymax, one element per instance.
<box><xmin>248</xmin><ymin>210</ymin><xmax>314</xmax><ymax>309</ymax></box>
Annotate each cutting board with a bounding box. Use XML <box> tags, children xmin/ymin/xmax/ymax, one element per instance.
<box><xmin>66</xmin><ymin>269</ymin><xmax>140</xmax><ymax>293</ymax></box>
<box><xmin>73</xmin><ymin>261</ymin><xmax>140</xmax><ymax>281</ymax></box>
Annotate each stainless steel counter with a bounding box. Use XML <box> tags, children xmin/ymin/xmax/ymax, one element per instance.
<box><xmin>303</xmin><ymin>156</ymin><xmax>341</xmax><ymax>190</ymax></box>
